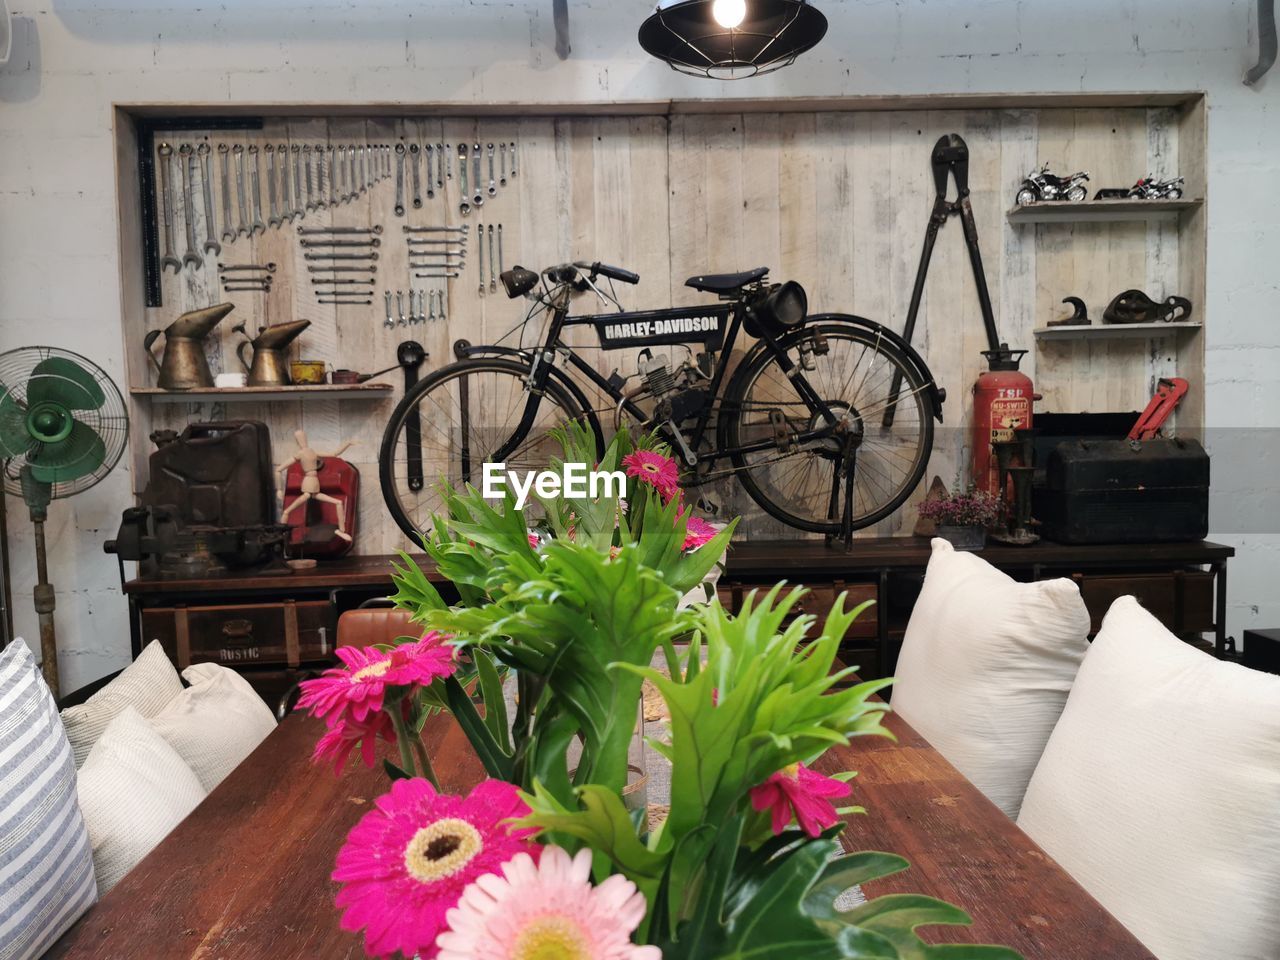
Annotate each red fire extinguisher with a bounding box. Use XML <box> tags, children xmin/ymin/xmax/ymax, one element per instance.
<box><xmin>972</xmin><ymin>347</ymin><xmax>1035</xmax><ymax>495</ymax></box>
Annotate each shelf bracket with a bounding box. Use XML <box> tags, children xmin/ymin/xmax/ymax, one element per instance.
<box><xmin>1245</xmin><ymin>0</ymin><xmax>1276</xmax><ymax>85</ymax></box>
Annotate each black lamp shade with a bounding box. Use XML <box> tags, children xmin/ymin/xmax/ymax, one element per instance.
<box><xmin>638</xmin><ymin>0</ymin><xmax>828</xmax><ymax>79</ymax></box>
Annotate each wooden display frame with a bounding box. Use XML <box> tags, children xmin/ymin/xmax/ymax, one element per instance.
<box><xmin>111</xmin><ymin>92</ymin><xmax>1208</xmax><ymax>550</ymax></box>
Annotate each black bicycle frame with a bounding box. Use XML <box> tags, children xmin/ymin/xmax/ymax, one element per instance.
<box><xmin>489</xmin><ymin>295</ymin><xmax>842</xmax><ymax>468</ymax></box>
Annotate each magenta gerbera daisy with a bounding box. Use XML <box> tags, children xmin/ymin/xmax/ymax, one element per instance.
<box><xmin>436</xmin><ymin>845</ymin><xmax>660</xmax><ymax>960</ymax></box>
<box><xmin>333</xmin><ymin>778</ymin><xmax>539</xmax><ymax>959</ymax></box>
<box><xmin>296</xmin><ymin>634</ymin><xmax>455</xmax><ymax>727</ymax></box>
<box><xmin>312</xmin><ymin>709</ymin><xmax>396</xmax><ymax>774</ymax></box>
<box><xmin>392</xmin><ymin>630</ymin><xmax>458</xmax><ymax>685</ymax></box>
<box><xmin>682</xmin><ymin>515</ymin><xmax>719</xmax><ymax>551</ymax></box>
<box><xmin>749</xmin><ymin>762</ymin><xmax>851</xmax><ymax>837</ymax></box>
<box><xmin>622</xmin><ymin>449</ymin><xmax>681</xmax><ymax>503</ymax></box>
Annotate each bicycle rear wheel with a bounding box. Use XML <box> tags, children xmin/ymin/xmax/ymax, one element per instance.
<box><xmin>379</xmin><ymin>358</ymin><xmax>592</xmax><ymax>542</ymax></box>
<box><xmin>722</xmin><ymin>320</ymin><xmax>935</xmax><ymax>534</ymax></box>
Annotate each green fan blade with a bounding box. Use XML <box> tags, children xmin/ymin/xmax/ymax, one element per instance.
<box><xmin>26</xmin><ymin>357</ymin><xmax>106</xmax><ymax>412</ymax></box>
<box><xmin>0</xmin><ymin>384</ymin><xmax>33</xmax><ymax>459</ymax></box>
<box><xmin>29</xmin><ymin>420</ymin><xmax>106</xmax><ymax>484</ymax></box>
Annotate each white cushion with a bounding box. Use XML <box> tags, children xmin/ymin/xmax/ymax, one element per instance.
<box><xmin>1018</xmin><ymin>596</ymin><xmax>1280</xmax><ymax>960</ymax></box>
<box><xmin>75</xmin><ymin>706</ymin><xmax>206</xmax><ymax>896</ymax></box>
<box><xmin>61</xmin><ymin>640</ymin><xmax>183</xmax><ymax>768</ymax></box>
<box><xmin>0</xmin><ymin>640</ymin><xmax>98</xmax><ymax>960</ymax></box>
<box><xmin>891</xmin><ymin>538</ymin><xmax>1091</xmax><ymax>819</ymax></box>
<box><xmin>148</xmin><ymin>663</ymin><xmax>276</xmax><ymax>791</ymax></box>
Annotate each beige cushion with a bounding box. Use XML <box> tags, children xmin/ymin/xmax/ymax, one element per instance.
<box><xmin>148</xmin><ymin>663</ymin><xmax>276</xmax><ymax>791</ymax></box>
<box><xmin>75</xmin><ymin>706</ymin><xmax>206</xmax><ymax>896</ymax></box>
<box><xmin>1018</xmin><ymin>596</ymin><xmax>1280</xmax><ymax>960</ymax></box>
<box><xmin>891</xmin><ymin>538</ymin><xmax>1091</xmax><ymax>819</ymax></box>
<box><xmin>60</xmin><ymin>641</ymin><xmax>183</xmax><ymax>768</ymax></box>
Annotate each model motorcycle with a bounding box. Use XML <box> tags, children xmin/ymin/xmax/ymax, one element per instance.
<box><xmin>1015</xmin><ymin>163</ymin><xmax>1090</xmax><ymax>204</ymax></box>
<box><xmin>1128</xmin><ymin>175</ymin><xmax>1184</xmax><ymax>200</ymax></box>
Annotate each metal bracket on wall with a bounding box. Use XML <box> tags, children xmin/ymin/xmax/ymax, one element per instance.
<box><xmin>1245</xmin><ymin>0</ymin><xmax>1276</xmax><ymax>85</ymax></box>
<box><xmin>137</xmin><ymin>116</ymin><xmax>265</xmax><ymax>308</ymax></box>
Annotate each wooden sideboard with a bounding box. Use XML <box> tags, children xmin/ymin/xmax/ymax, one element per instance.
<box><xmin>124</xmin><ymin>538</ymin><xmax>1234</xmax><ymax>701</ymax></box>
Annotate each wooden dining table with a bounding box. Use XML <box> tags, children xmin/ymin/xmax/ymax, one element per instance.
<box><xmin>47</xmin><ymin>706</ymin><xmax>1155</xmax><ymax>960</ymax></box>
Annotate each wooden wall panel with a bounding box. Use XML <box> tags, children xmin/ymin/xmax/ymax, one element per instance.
<box><xmin>128</xmin><ymin>104</ymin><xmax>1204</xmax><ymax>549</ymax></box>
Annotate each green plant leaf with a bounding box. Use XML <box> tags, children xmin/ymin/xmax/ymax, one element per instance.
<box><xmin>442</xmin><ymin>675</ymin><xmax>514</xmax><ymax>781</ymax></box>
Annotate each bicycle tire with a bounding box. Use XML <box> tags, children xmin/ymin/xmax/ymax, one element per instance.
<box><xmin>721</xmin><ymin>320</ymin><xmax>936</xmax><ymax>534</ymax></box>
<box><xmin>379</xmin><ymin>357</ymin><xmax>593</xmax><ymax>543</ymax></box>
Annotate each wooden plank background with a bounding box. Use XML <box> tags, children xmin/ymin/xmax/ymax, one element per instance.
<box><xmin>127</xmin><ymin>106</ymin><xmax>1203</xmax><ymax>551</ymax></box>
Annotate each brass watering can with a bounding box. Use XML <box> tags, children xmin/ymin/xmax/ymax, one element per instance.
<box><xmin>143</xmin><ymin>303</ymin><xmax>235</xmax><ymax>390</ymax></box>
<box><xmin>233</xmin><ymin>319</ymin><xmax>312</xmax><ymax>386</ymax></box>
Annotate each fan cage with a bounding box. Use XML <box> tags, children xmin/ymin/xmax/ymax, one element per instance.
<box><xmin>639</xmin><ymin>0</ymin><xmax>828</xmax><ymax>79</ymax></box>
<box><xmin>0</xmin><ymin>346</ymin><xmax>129</xmax><ymax>501</ymax></box>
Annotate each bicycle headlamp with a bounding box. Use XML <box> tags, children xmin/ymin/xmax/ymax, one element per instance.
<box><xmin>752</xmin><ymin>280</ymin><xmax>808</xmax><ymax>330</ymax></box>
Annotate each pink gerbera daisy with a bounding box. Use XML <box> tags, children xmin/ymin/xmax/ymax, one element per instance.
<box><xmin>393</xmin><ymin>630</ymin><xmax>458</xmax><ymax>685</ymax></box>
<box><xmin>749</xmin><ymin>762</ymin><xmax>851</xmax><ymax>837</ymax></box>
<box><xmin>436</xmin><ymin>845</ymin><xmax>660</xmax><ymax>960</ymax></box>
<box><xmin>622</xmin><ymin>449</ymin><xmax>681</xmax><ymax>503</ymax></box>
<box><xmin>333</xmin><ymin>778</ymin><xmax>539</xmax><ymax>959</ymax></box>
<box><xmin>296</xmin><ymin>634</ymin><xmax>455</xmax><ymax>726</ymax></box>
<box><xmin>312</xmin><ymin>709</ymin><xmax>396</xmax><ymax>774</ymax></box>
<box><xmin>682</xmin><ymin>515</ymin><xmax>719</xmax><ymax>551</ymax></box>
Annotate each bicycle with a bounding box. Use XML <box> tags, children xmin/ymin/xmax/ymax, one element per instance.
<box><xmin>379</xmin><ymin>260</ymin><xmax>945</xmax><ymax>540</ymax></box>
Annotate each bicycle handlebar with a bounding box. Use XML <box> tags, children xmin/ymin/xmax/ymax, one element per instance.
<box><xmin>573</xmin><ymin>260</ymin><xmax>640</xmax><ymax>285</ymax></box>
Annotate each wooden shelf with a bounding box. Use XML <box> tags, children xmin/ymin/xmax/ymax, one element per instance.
<box><xmin>1034</xmin><ymin>322</ymin><xmax>1202</xmax><ymax>341</ymax></box>
<box><xmin>131</xmin><ymin>383</ymin><xmax>394</xmax><ymax>404</ymax></box>
<box><xmin>1007</xmin><ymin>198</ymin><xmax>1202</xmax><ymax>224</ymax></box>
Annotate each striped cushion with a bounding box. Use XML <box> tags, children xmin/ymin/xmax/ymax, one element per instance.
<box><xmin>0</xmin><ymin>641</ymin><xmax>97</xmax><ymax>960</ymax></box>
<box><xmin>60</xmin><ymin>640</ymin><xmax>183</xmax><ymax>768</ymax></box>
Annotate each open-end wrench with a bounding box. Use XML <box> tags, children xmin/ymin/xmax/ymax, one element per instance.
<box><xmin>291</xmin><ymin>145</ymin><xmax>305</xmax><ymax>219</ymax></box>
<box><xmin>217</xmin><ymin>144</ymin><xmax>236</xmax><ymax>244</ymax></box>
<box><xmin>265</xmin><ymin>145</ymin><xmax>282</xmax><ymax>228</ymax></box>
<box><xmin>346</xmin><ymin>145</ymin><xmax>358</xmax><ymax>202</ymax></box>
<box><xmin>178</xmin><ymin>144</ymin><xmax>203</xmax><ymax>269</ymax></box>
<box><xmin>394</xmin><ymin>144</ymin><xmax>406</xmax><ymax>217</ymax></box>
<box><xmin>488</xmin><ymin>223</ymin><xmax>496</xmax><ymax>292</ymax></box>
<box><xmin>304</xmin><ymin>145</ymin><xmax>318</xmax><ymax>211</ymax></box>
<box><xmin>198</xmin><ymin>144</ymin><xmax>220</xmax><ymax>257</ymax></box>
<box><xmin>458</xmin><ymin>144</ymin><xmax>471</xmax><ymax>216</ymax></box>
<box><xmin>383</xmin><ymin>291</ymin><xmax>395</xmax><ymax>328</ymax></box>
<box><xmin>233</xmin><ymin>145</ymin><xmax>250</xmax><ymax>237</ymax></box>
<box><xmin>435</xmin><ymin>143</ymin><xmax>444</xmax><ymax>188</ymax></box>
<box><xmin>396</xmin><ymin>291</ymin><xmax>406</xmax><ymax>326</ymax></box>
<box><xmin>428</xmin><ymin>290</ymin><xmax>437</xmax><ymax>323</ymax></box>
<box><xmin>487</xmin><ymin>143</ymin><xmax>497</xmax><ymax>198</ymax></box>
<box><xmin>477</xmin><ymin>223</ymin><xmax>485</xmax><ymax>296</ymax></box>
<box><xmin>511</xmin><ymin>141</ymin><xmax>518</xmax><ymax>179</ymax></box>
<box><xmin>438</xmin><ymin>289</ymin><xmax>447</xmax><ymax>323</ymax></box>
<box><xmin>357</xmin><ymin>145</ymin><xmax>368</xmax><ymax>194</ymax></box>
<box><xmin>425</xmin><ymin>144</ymin><xmax>435</xmax><ymax>200</ymax></box>
<box><xmin>328</xmin><ymin>146</ymin><xmax>339</xmax><ymax>207</ymax></box>
<box><xmin>277</xmin><ymin>144</ymin><xmax>293</xmax><ymax>222</ymax></box>
<box><xmin>472</xmin><ymin>142</ymin><xmax>484</xmax><ymax>208</ymax></box>
<box><xmin>499</xmin><ymin>143</ymin><xmax>508</xmax><ymax>187</ymax></box>
<box><xmin>247</xmin><ymin>146</ymin><xmax>266</xmax><ymax>235</ymax></box>
<box><xmin>410</xmin><ymin>144</ymin><xmax>422</xmax><ymax>209</ymax></box>
<box><xmin>156</xmin><ymin>143</ymin><xmax>182</xmax><ymax>274</ymax></box>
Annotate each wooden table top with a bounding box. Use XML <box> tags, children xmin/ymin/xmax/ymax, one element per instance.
<box><xmin>48</xmin><ymin>709</ymin><xmax>1155</xmax><ymax>960</ymax></box>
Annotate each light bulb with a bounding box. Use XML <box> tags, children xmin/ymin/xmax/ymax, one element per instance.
<box><xmin>712</xmin><ymin>0</ymin><xmax>747</xmax><ymax>29</ymax></box>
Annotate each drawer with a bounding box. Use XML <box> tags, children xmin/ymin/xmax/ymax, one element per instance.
<box><xmin>1074</xmin><ymin>572</ymin><xmax>1214</xmax><ymax>635</ymax></box>
<box><xmin>719</xmin><ymin>581</ymin><xmax>877</xmax><ymax>639</ymax></box>
<box><xmin>141</xmin><ymin>600</ymin><xmax>337</xmax><ymax>669</ymax></box>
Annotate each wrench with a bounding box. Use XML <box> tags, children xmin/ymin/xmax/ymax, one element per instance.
<box><xmin>488</xmin><ymin>224</ymin><xmax>496</xmax><ymax>292</ymax></box>
<box><xmin>304</xmin><ymin>252</ymin><xmax>379</xmax><ymax>261</ymax></box>
<box><xmin>304</xmin><ymin>145</ymin><xmax>318</xmax><ymax>211</ymax></box>
<box><xmin>458</xmin><ymin>144</ymin><xmax>471</xmax><ymax>216</ymax></box>
<box><xmin>156</xmin><ymin>143</ymin><xmax>182</xmax><ymax>274</ymax></box>
<box><xmin>394</xmin><ymin>143</ymin><xmax>406</xmax><ymax>217</ymax></box>
<box><xmin>299</xmin><ymin>225</ymin><xmax>383</xmax><ymax>235</ymax></box>
<box><xmin>511</xmin><ymin>141</ymin><xmax>518</xmax><ymax>179</ymax></box>
<box><xmin>477</xmin><ymin>223</ymin><xmax>485</xmax><ymax>296</ymax></box>
<box><xmin>198</xmin><ymin>144</ymin><xmax>220</xmax><ymax>256</ymax></box>
<box><xmin>403</xmin><ymin>225</ymin><xmax>468</xmax><ymax>234</ymax></box>
<box><xmin>328</xmin><ymin>146</ymin><xmax>339</xmax><ymax>207</ymax></box>
<box><xmin>219</xmin><ymin>262</ymin><xmax>276</xmax><ymax>273</ymax></box>
<box><xmin>473</xmin><ymin>142</ymin><xmax>484</xmax><ymax>208</ymax></box>
<box><xmin>435</xmin><ymin>143</ymin><xmax>445</xmax><ymax>188</ymax></box>
<box><xmin>444</xmin><ymin>144</ymin><xmax>452</xmax><ymax>180</ymax></box>
<box><xmin>266</xmin><ymin>145</ymin><xmax>282</xmax><ymax>228</ymax></box>
<box><xmin>497</xmin><ymin>223</ymin><xmax>504</xmax><ymax>281</ymax></box>
<box><xmin>428</xmin><ymin>290</ymin><xmax>437</xmax><ymax>323</ymax></box>
<box><xmin>499</xmin><ymin>143</ymin><xmax>508</xmax><ymax>187</ymax></box>
<box><xmin>233</xmin><ymin>145</ymin><xmax>250</xmax><ymax>237</ymax></box>
<box><xmin>410</xmin><ymin>143</ymin><xmax>422</xmax><ymax>209</ymax></box>
<box><xmin>425</xmin><ymin>144</ymin><xmax>435</xmax><ymax>200</ymax></box>
<box><xmin>438</xmin><ymin>289</ymin><xmax>447</xmax><ymax>323</ymax></box>
<box><xmin>247</xmin><ymin>145</ymin><xmax>266</xmax><ymax>235</ymax></box>
<box><xmin>178</xmin><ymin>144</ymin><xmax>203</xmax><ymax>269</ymax></box>
<box><xmin>217</xmin><ymin>144</ymin><xmax>236</xmax><ymax>244</ymax></box>
<box><xmin>291</xmin><ymin>145</ymin><xmax>305</xmax><ymax>219</ymax></box>
<box><xmin>383</xmin><ymin>291</ymin><xmax>395</xmax><ymax>328</ymax></box>
<box><xmin>307</xmin><ymin>265</ymin><xmax>377</xmax><ymax>273</ymax></box>
<box><xmin>487</xmin><ymin>143</ymin><xmax>497</xmax><ymax>198</ymax></box>
<box><xmin>299</xmin><ymin>238</ymin><xmax>381</xmax><ymax>248</ymax></box>
<box><xmin>357</xmin><ymin>145</ymin><xmax>368</xmax><ymax>194</ymax></box>
<box><xmin>346</xmin><ymin>145</ymin><xmax>358</xmax><ymax>202</ymax></box>
<box><xmin>317</xmin><ymin>278</ymin><xmax>375</xmax><ymax>285</ymax></box>
<box><xmin>415</xmin><ymin>271</ymin><xmax>459</xmax><ymax>280</ymax></box>
<box><xmin>396</xmin><ymin>291</ymin><xmax>406</xmax><ymax>326</ymax></box>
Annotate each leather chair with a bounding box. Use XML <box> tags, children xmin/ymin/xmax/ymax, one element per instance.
<box><xmin>336</xmin><ymin>606</ymin><xmax>419</xmax><ymax>648</ymax></box>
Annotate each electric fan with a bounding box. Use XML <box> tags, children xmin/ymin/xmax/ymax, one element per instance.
<box><xmin>0</xmin><ymin>348</ymin><xmax>128</xmax><ymax>692</ymax></box>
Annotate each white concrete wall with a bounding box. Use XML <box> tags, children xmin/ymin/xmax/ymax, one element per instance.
<box><xmin>0</xmin><ymin>0</ymin><xmax>1275</xmax><ymax>690</ymax></box>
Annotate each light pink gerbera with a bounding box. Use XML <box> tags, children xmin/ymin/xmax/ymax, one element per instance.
<box><xmin>750</xmin><ymin>762</ymin><xmax>851</xmax><ymax>837</ymax></box>
<box><xmin>296</xmin><ymin>633</ymin><xmax>455</xmax><ymax>726</ymax></box>
<box><xmin>681</xmin><ymin>515</ymin><xmax>719</xmax><ymax>551</ymax></box>
<box><xmin>437</xmin><ymin>845</ymin><xmax>660</xmax><ymax>960</ymax></box>
<box><xmin>622</xmin><ymin>449</ymin><xmax>681</xmax><ymax>503</ymax></box>
<box><xmin>333</xmin><ymin>778</ymin><xmax>539</xmax><ymax>959</ymax></box>
<box><xmin>312</xmin><ymin>708</ymin><xmax>396</xmax><ymax>774</ymax></box>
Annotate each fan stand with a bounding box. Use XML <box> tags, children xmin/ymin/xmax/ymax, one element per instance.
<box><xmin>19</xmin><ymin>468</ymin><xmax>58</xmax><ymax>692</ymax></box>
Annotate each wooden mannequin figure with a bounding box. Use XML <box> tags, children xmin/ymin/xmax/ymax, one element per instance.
<box><xmin>278</xmin><ymin>429</ymin><xmax>357</xmax><ymax>541</ymax></box>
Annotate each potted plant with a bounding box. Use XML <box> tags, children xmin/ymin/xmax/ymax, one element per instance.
<box><xmin>918</xmin><ymin>484</ymin><xmax>1001</xmax><ymax>551</ymax></box>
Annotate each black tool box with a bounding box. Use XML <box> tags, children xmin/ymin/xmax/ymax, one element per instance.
<box><xmin>1033</xmin><ymin>435</ymin><xmax>1209</xmax><ymax>544</ymax></box>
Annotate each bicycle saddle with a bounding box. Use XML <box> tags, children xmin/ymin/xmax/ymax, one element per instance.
<box><xmin>685</xmin><ymin>267</ymin><xmax>768</xmax><ymax>293</ymax></box>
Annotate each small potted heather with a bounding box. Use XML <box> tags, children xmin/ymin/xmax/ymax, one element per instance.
<box><xmin>918</xmin><ymin>484</ymin><xmax>1001</xmax><ymax>551</ymax></box>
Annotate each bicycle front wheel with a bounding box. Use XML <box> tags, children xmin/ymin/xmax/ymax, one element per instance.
<box><xmin>379</xmin><ymin>358</ymin><xmax>592</xmax><ymax>542</ymax></box>
<box><xmin>722</xmin><ymin>320</ymin><xmax>936</xmax><ymax>534</ymax></box>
